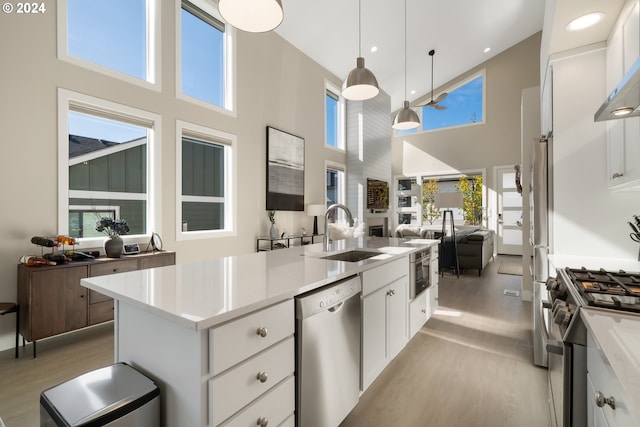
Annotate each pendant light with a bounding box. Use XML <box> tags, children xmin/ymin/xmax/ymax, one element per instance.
<box><xmin>342</xmin><ymin>0</ymin><xmax>379</xmax><ymax>101</ymax></box>
<box><xmin>218</xmin><ymin>0</ymin><xmax>283</xmax><ymax>33</ymax></box>
<box><xmin>392</xmin><ymin>0</ymin><xmax>420</xmax><ymax>130</ymax></box>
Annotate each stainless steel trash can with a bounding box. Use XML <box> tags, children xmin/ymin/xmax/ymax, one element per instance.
<box><xmin>40</xmin><ymin>362</ymin><xmax>160</xmax><ymax>427</ymax></box>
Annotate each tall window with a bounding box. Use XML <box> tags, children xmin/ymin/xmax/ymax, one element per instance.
<box><xmin>63</xmin><ymin>0</ymin><xmax>156</xmax><ymax>85</ymax></box>
<box><xmin>58</xmin><ymin>89</ymin><xmax>160</xmax><ymax>243</ymax></box>
<box><xmin>326</xmin><ymin>163</ymin><xmax>345</xmax><ymax>221</ymax></box>
<box><xmin>180</xmin><ymin>0</ymin><xmax>227</xmax><ymax>109</ymax></box>
<box><xmin>422</xmin><ymin>73</ymin><xmax>484</xmax><ymax>132</ymax></box>
<box><xmin>325</xmin><ymin>82</ymin><xmax>345</xmax><ymax>149</ymax></box>
<box><xmin>177</xmin><ymin>121</ymin><xmax>235</xmax><ymax>238</ymax></box>
<box><xmin>421</xmin><ymin>174</ymin><xmax>484</xmax><ymax>226</ymax></box>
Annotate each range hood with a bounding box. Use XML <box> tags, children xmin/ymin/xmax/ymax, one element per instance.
<box><xmin>595</xmin><ymin>56</ymin><xmax>640</xmax><ymax>122</ymax></box>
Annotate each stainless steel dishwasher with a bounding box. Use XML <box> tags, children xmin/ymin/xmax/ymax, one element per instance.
<box><xmin>296</xmin><ymin>275</ymin><xmax>362</xmax><ymax>427</ymax></box>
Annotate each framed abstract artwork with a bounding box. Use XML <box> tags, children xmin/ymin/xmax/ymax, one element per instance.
<box><xmin>266</xmin><ymin>126</ymin><xmax>305</xmax><ymax>211</ymax></box>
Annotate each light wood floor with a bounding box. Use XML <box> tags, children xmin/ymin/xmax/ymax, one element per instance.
<box><xmin>0</xmin><ymin>255</ymin><xmax>549</xmax><ymax>427</ymax></box>
<box><xmin>341</xmin><ymin>255</ymin><xmax>550</xmax><ymax>427</ymax></box>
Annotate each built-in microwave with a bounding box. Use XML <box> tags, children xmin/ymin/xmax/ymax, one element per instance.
<box><xmin>409</xmin><ymin>247</ymin><xmax>431</xmax><ymax>299</ymax></box>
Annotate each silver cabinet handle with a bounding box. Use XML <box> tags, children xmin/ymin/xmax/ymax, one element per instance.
<box><xmin>256</xmin><ymin>327</ymin><xmax>268</xmax><ymax>338</ymax></box>
<box><xmin>612</xmin><ymin>172</ymin><xmax>624</xmax><ymax>179</ymax></box>
<box><xmin>257</xmin><ymin>417</ymin><xmax>269</xmax><ymax>427</ymax></box>
<box><xmin>421</xmin><ymin>308</ymin><xmax>426</xmax><ymax>313</ymax></box>
<box><xmin>256</xmin><ymin>371</ymin><xmax>268</xmax><ymax>383</ymax></box>
<box><xmin>595</xmin><ymin>391</ymin><xmax>616</xmax><ymax>409</ymax></box>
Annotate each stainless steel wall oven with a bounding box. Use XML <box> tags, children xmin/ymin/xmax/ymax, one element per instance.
<box><xmin>409</xmin><ymin>247</ymin><xmax>431</xmax><ymax>299</ymax></box>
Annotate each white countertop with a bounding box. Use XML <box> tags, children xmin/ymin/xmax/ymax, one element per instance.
<box><xmin>81</xmin><ymin>237</ymin><xmax>439</xmax><ymax>331</ymax></box>
<box><xmin>581</xmin><ymin>308</ymin><xmax>640</xmax><ymax>421</ymax></box>
<box><xmin>548</xmin><ymin>254</ymin><xmax>640</xmax><ymax>273</ymax></box>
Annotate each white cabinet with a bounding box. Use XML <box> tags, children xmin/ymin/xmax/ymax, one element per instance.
<box><xmin>409</xmin><ymin>245</ymin><xmax>439</xmax><ymax>338</ymax></box>
<box><xmin>115</xmin><ymin>299</ymin><xmax>295</xmax><ymax>427</ymax></box>
<box><xmin>606</xmin><ymin>0</ymin><xmax>640</xmax><ymax>190</ymax></box>
<box><xmin>587</xmin><ymin>332</ymin><xmax>634</xmax><ymax>427</ymax></box>
<box><xmin>361</xmin><ymin>257</ymin><xmax>409</xmax><ymax>391</ymax></box>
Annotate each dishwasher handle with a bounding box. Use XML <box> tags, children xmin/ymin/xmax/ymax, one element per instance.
<box><xmin>296</xmin><ymin>276</ymin><xmax>362</xmax><ymax>319</ymax></box>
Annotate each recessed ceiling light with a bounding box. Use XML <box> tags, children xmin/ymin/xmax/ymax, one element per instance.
<box><xmin>566</xmin><ymin>12</ymin><xmax>605</xmax><ymax>31</ymax></box>
<box><xmin>410</xmin><ymin>89</ymin><xmax>416</xmax><ymax>95</ymax></box>
<box><xmin>370</xmin><ymin>46</ymin><xmax>378</xmax><ymax>53</ymax></box>
<box><xmin>483</xmin><ymin>47</ymin><xmax>491</xmax><ymax>53</ymax></box>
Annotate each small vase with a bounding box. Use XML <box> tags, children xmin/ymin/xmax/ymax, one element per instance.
<box><xmin>270</xmin><ymin>223</ymin><xmax>277</xmax><ymax>239</ymax></box>
<box><xmin>104</xmin><ymin>235</ymin><xmax>124</xmax><ymax>258</ymax></box>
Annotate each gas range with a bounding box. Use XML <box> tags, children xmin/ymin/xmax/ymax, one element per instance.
<box><xmin>564</xmin><ymin>267</ymin><xmax>640</xmax><ymax>313</ymax></box>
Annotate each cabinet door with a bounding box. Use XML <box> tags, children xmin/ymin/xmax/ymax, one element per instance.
<box><xmin>587</xmin><ymin>373</ymin><xmax>610</xmax><ymax>427</ymax></box>
<box><xmin>138</xmin><ymin>252</ymin><xmax>176</xmax><ymax>269</ymax></box>
<box><xmin>362</xmin><ymin>286</ymin><xmax>387</xmax><ymax>391</ymax></box>
<box><xmin>387</xmin><ymin>277</ymin><xmax>408</xmax><ymax>360</ymax></box>
<box><xmin>409</xmin><ymin>291</ymin><xmax>428</xmax><ymax>338</ymax></box>
<box><xmin>30</xmin><ymin>266</ymin><xmax>88</xmax><ymax>340</ymax></box>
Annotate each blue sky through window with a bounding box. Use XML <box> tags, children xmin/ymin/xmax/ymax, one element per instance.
<box><xmin>68</xmin><ymin>0</ymin><xmax>147</xmax><ymax>80</ymax></box>
<box><xmin>326</xmin><ymin>93</ymin><xmax>338</xmax><ymax>147</ymax></box>
<box><xmin>422</xmin><ymin>75</ymin><xmax>483</xmax><ymax>131</ymax></box>
<box><xmin>69</xmin><ymin>112</ymin><xmax>147</xmax><ymax>143</ymax></box>
<box><xmin>181</xmin><ymin>7</ymin><xmax>224</xmax><ymax>107</ymax></box>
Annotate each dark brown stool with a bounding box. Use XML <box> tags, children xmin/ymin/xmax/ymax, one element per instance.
<box><xmin>0</xmin><ymin>302</ymin><xmax>19</xmax><ymax>358</ymax></box>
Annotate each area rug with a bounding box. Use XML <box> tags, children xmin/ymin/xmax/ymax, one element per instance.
<box><xmin>498</xmin><ymin>263</ymin><xmax>523</xmax><ymax>276</ymax></box>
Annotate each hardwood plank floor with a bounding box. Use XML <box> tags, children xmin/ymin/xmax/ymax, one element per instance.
<box><xmin>0</xmin><ymin>255</ymin><xmax>549</xmax><ymax>427</ymax></box>
<box><xmin>341</xmin><ymin>255</ymin><xmax>550</xmax><ymax>427</ymax></box>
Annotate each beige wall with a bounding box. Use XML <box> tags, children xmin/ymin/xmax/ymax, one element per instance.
<box><xmin>0</xmin><ymin>2</ymin><xmax>346</xmax><ymax>350</ymax></box>
<box><xmin>391</xmin><ymin>33</ymin><xmax>542</xmax><ymax>217</ymax></box>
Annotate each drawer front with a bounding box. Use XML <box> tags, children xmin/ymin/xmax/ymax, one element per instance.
<box><xmin>587</xmin><ymin>333</ymin><xmax>633</xmax><ymax>426</ymax></box>
<box><xmin>409</xmin><ymin>292</ymin><xmax>428</xmax><ymax>338</ymax></box>
<box><xmin>210</xmin><ymin>300</ymin><xmax>294</xmax><ymax>375</ymax></box>
<box><xmin>89</xmin><ymin>259</ymin><xmax>139</xmax><ymax>277</ymax></box>
<box><xmin>362</xmin><ymin>257</ymin><xmax>408</xmax><ymax>296</ymax></box>
<box><xmin>88</xmin><ymin>300</ymin><xmax>114</xmax><ymax>325</ymax></box>
<box><xmin>219</xmin><ymin>376</ymin><xmax>294</xmax><ymax>427</ymax></box>
<box><xmin>89</xmin><ymin>289</ymin><xmax>111</xmax><ymax>304</ymax></box>
<box><xmin>210</xmin><ymin>336</ymin><xmax>294</xmax><ymax>426</ymax></box>
<box><xmin>138</xmin><ymin>252</ymin><xmax>175</xmax><ymax>270</ymax></box>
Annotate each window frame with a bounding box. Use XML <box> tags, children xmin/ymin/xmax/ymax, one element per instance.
<box><xmin>57</xmin><ymin>88</ymin><xmax>162</xmax><ymax>248</ymax></box>
<box><xmin>325</xmin><ymin>160</ymin><xmax>346</xmax><ymax>207</ymax></box>
<box><xmin>324</xmin><ymin>80</ymin><xmax>346</xmax><ymax>151</ymax></box>
<box><xmin>176</xmin><ymin>0</ymin><xmax>236</xmax><ymax>116</ymax></box>
<box><xmin>57</xmin><ymin>0</ymin><xmax>161</xmax><ymax>91</ymax></box>
<box><xmin>395</xmin><ymin>69</ymin><xmax>486</xmax><ymax>136</ymax></box>
<box><xmin>176</xmin><ymin>120</ymin><xmax>237</xmax><ymax>240</ymax></box>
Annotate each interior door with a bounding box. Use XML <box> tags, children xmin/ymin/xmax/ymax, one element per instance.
<box><xmin>497</xmin><ymin>167</ymin><xmax>523</xmax><ymax>255</ymax></box>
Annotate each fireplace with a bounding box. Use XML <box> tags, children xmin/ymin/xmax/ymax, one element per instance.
<box><xmin>369</xmin><ymin>225</ymin><xmax>384</xmax><ymax>237</ymax></box>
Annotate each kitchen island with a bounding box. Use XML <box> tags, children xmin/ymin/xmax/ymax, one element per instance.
<box><xmin>81</xmin><ymin>237</ymin><xmax>439</xmax><ymax>427</ymax></box>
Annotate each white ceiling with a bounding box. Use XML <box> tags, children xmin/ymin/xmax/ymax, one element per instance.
<box><xmin>274</xmin><ymin>0</ymin><xmax>626</xmax><ymax>112</ymax></box>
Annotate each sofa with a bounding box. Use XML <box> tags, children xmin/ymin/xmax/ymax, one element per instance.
<box><xmin>440</xmin><ymin>228</ymin><xmax>495</xmax><ymax>276</ymax></box>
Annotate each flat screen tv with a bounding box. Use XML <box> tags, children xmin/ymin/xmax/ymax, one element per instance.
<box><xmin>367</xmin><ymin>179</ymin><xmax>389</xmax><ymax>210</ymax></box>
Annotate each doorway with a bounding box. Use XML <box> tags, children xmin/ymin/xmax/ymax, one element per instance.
<box><xmin>496</xmin><ymin>166</ymin><xmax>523</xmax><ymax>255</ymax></box>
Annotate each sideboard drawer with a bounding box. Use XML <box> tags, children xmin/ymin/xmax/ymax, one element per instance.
<box><xmin>88</xmin><ymin>300</ymin><xmax>114</xmax><ymax>325</ymax></box>
<box><xmin>90</xmin><ymin>259</ymin><xmax>139</xmax><ymax>277</ymax></box>
<box><xmin>210</xmin><ymin>336</ymin><xmax>294</xmax><ymax>426</ymax></box>
<box><xmin>210</xmin><ymin>299</ymin><xmax>293</xmax><ymax>375</ymax></box>
<box><xmin>219</xmin><ymin>376</ymin><xmax>294</xmax><ymax>427</ymax></box>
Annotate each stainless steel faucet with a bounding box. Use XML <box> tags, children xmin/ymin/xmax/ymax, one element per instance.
<box><xmin>323</xmin><ymin>203</ymin><xmax>354</xmax><ymax>251</ymax></box>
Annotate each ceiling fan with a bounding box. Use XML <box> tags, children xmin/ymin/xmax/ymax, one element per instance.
<box><xmin>416</xmin><ymin>49</ymin><xmax>448</xmax><ymax>110</ymax></box>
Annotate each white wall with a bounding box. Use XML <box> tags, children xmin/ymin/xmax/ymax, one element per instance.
<box><xmin>0</xmin><ymin>2</ymin><xmax>346</xmax><ymax>351</ymax></box>
<box><xmin>391</xmin><ymin>33</ymin><xmax>542</xmax><ymax>238</ymax></box>
<box><xmin>550</xmin><ymin>48</ymin><xmax>640</xmax><ymax>259</ymax></box>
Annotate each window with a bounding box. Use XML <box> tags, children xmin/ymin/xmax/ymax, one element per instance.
<box><xmin>326</xmin><ymin>163</ymin><xmax>345</xmax><ymax>221</ymax></box>
<box><xmin>61</xmin><ymin>0</ymin><xmax>158</xmax><ymax>86</ymax></box>
<box><xmin>179</xmin><ymin>0</ymin><xmax>231</xmax><ymax>110</ymax></box>
<box><xmin>177</xmin><ymin>121</ymin><xmax>236</xmax><ymax>239</ymax></box>
<box><xmin>422</xmin><ymin>73</ymin><xmax>484</xmax><ymax>132</ymax></box>
<box><xmin>421</xmin><ymin>173</ymin><xmax>484</xmax><ymax>226</ymax></box>
<box><xmin>58</xmin><ymin>89</ymin><xmax>161</xmax><ymax>245</ymax></box>
<box><xmin>325</xmin><ymin>82</ymin><xmax>345</xmax><ymax>149</ymax></box>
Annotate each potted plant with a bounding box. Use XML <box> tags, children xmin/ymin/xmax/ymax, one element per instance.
<box><xmin>96</xmin><ymin>217</ymin><xmax>130</xmax><ymax>258</ymax></box>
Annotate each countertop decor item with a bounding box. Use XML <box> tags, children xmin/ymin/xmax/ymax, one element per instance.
<box><xmin>268</xmin><ymin>210</ymin><xmax>278</xmax><ymax>239</ymax></box>
<box><xmin>96</xmin><ymin>217</ymin><xmax>129</xmax><ymax>258</ymax></box>
<box><xmin>306</xmin><ymin>204</ymin><xmax>325</xmax><ymax>235</ymax></box>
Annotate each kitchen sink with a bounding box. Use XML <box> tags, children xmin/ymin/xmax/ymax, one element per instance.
<box><xmin>319</xmin><ymin>250</ymin><xmax>382</xmax><ymax>262</ymax></box>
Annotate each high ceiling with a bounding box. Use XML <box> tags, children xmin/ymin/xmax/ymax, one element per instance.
<box><xmin>275</xmin><ymin>0</ymin><xmax>546</xmax><ymax>111</ymax></box>
<box><xmin>274</xmin><ymin>0</ymin><xmax>626</xmax><ymax>112</ymax></box>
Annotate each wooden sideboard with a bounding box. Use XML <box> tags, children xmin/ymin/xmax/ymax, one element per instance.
<box><xmin>17</xmin><ymin>251</ymin><xmax>175</xmax><ymax>357</ymax></box>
